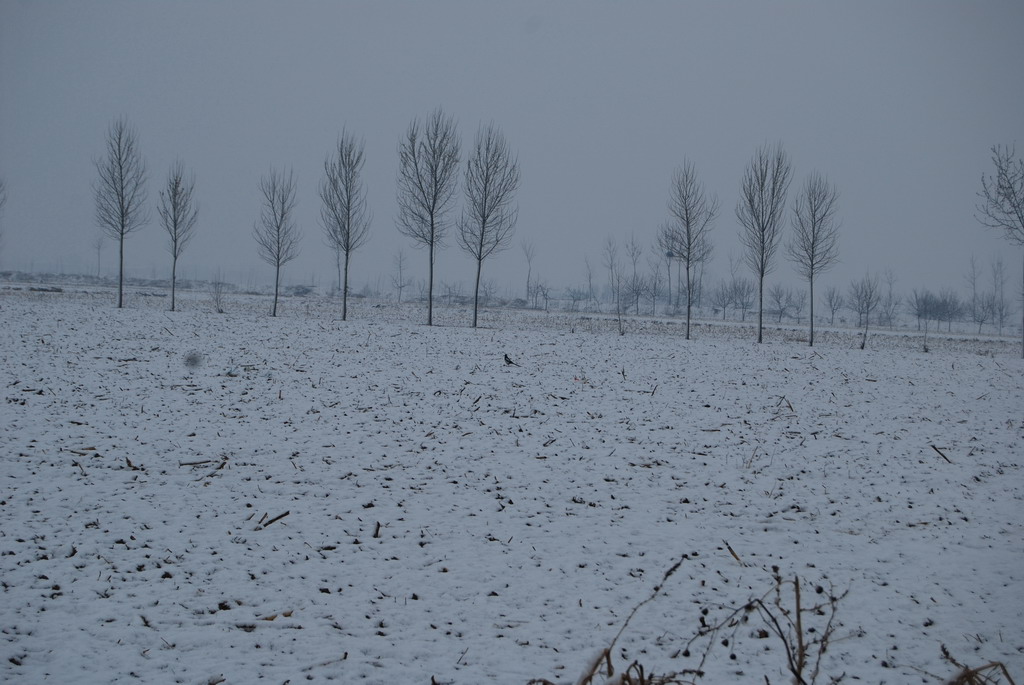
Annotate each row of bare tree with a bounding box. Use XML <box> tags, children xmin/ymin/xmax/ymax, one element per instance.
<box><xmin>91</xmin><ymin>109</ymin><xmax>520</xmax><ymax>325</ymax></box>
<box><xmin>77</xmin><ymin>116</ymin><xmax>1024</xmax><ymax>356</ymax></box>
<box><xmin>396</xmin><ymin>108</ymin><xmax>521</xmax><ymax>327</ymax></box>
<box><xmin>89</xmin><ymin>117</ymin><xmax>361</xmax><ymax>318</ymax></box>
<box><xmin>601</xmin><ymin>143</ymin><xmax>840</xmax><ymax>345</ymax></box>
<box><xmin>569</xmin><ymin>141</ymin><xmax>1021</xmax><ymax>354</ymax></box>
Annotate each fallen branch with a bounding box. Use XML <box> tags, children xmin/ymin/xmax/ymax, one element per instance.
<box><xmin>723</xmin><ymin>539</ymin><xmax>746</xmax><ymax>566</ymax></box>
<box><xmin>301</xmin><ymin>653</ymin><xmax>348</xmax><ymax>672</ymax></box>
<box><xmin>930</xmin><ymin>445</ymin><xmax>953</xmax><ymax>464</ymax></box>
<box><xmin>196</xmin><ymin>456</ymin><xmax>229</xmax><ymax>481</ymax></box>
<box><xmin>256</xmin><ymin>511</ymin><xmax>290</xmax><ymax>530</ymax></box>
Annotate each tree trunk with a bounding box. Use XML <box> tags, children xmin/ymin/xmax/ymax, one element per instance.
<box><xmin>170</xmin><ymin>254</ymin><xmax>178</xmax><ymax>312</ymax></box>
<box><xmin>697</xmin><ymin>263</ymin><xmax>704</xmax><ymax>309</ymax></box>
<box><xmin>665</xmin><ymin>258</ymin><xmax>673</xmax><ymax>310</ymax></box>
<box><xmin>472</xmin><ymin>258</ymin><xmax>483</xmax><ymax>328</ymax></box>
<box><xmin>675</xmin><ymin>264</ymin><xmax>684</xmax><ymax>312</ymax></box>
<box><xmin>757</xmin><ymin>277</ymin><xmax>764</xmax><ymax>343</ymax></box>
<box><xmin>808</xmin><ymin>278</ymin><xmax>815</xmax><ymax>346</ymax></box>
<box><xmin>342</xmin><ymin>250</ymin><xmax>350</xmax><ymax>321</ymax></box>
<box><xmin>336</xmin><ymin>249</ymin><xmax>342</xmax><ymax>299</ymax></box>
<box><xmin>272</xmin><ymin>264</ymin><xmax>280</xmax><ymax>317</ymax></box>
<box><xmin>118</xmin><ymin>235</ymin><xmax>125</xmax><ymax>308</ymax></box>
<box><xmin>427</xmin><ymin>236</ymin><xmax>435</xmax><ymax>326</ymax></box>
<box><xmin>685</xmin><ymin>263</ymin><xmax>692</xmax><ymax>340</ymax></box>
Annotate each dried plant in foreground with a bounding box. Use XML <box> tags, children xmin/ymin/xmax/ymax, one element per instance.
<box><xmin>675</xmin><ymin>569</ymin><xmax>849</xmax><ymax>685</ymax></box>
<box><xmin>528</xmin><ymin>556</ymin><xmax>690</xmax><ymax>685</ymax></box>
<box><xmin>943</xmin><ymin>645</ymin><xmax>1017</xmax><ymax>685</ymax></box>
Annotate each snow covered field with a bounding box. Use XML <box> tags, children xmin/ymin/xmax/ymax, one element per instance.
<box><xmin>2</xmin><ymin>287</ymin><xmax>1022</xmax><ymax>684</ymax></box>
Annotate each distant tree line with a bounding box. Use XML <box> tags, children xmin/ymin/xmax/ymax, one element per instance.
<box><xmin>17</xmin><ymin>115</ymin><xmax>1024</xmax><ymax>353</ymax></box>
<box><xmin>85</xmin><ymin>109</ymin><xmax>522</xmax><ymax>325</ymax></box>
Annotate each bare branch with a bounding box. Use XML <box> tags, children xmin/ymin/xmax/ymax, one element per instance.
<box><xmin>93</xmin><ymin>116</ymin><xmax>148</xmax><ymax>308</ymax></box>
<box><xmin>457</xmin><ymin>122</ymin><xmax>520</xmax><ymax>327</ymax></box>
<box><xmin>253</xmin><ymin>167</ymin><xmax>301</xmax><ymax>317</ymax></box>
<box><xmin>396</xmin><ymin>108</ymin><xmax>460</xmax><ymax>325</ymax></box>
<box><xmin>976</xmin><ymin>143</ymin><xmax>1024</xmax><ymax>358</ymax></box>
<box><xmin>848</xmin><ymin>272</ymin><xmax>881</xmax><ymax>345</ymax></box>
<box><xmin>977</xmin><ymin>144</ymin><xmax>1024</xmax><ymax>245</ymax></box>
<box><xmin>321</xmin><ymin>130</ymin><xmax>372</xmax><ymax>320</ymax></box>
<box><xmin>666</xmin><ymin>159</ymin><xmax>718</xmax><ymax>339</ymax></box>
<box><xmin>787</xmin><ymin>171</ymin><xmax>840</xmax><ymax>345</ymax></box>
<box><xmin>521</xmin><ymin>239</ymin><xmax>537</xmax><ymax>303</ymax></box>
<box><xmin>736</xmin><ymin>142</ymin><xmax>792</xmax><ymax>342</ymax></box>
<box><xmin>158</xmin><ymin>160</ymin><xmax>198</xmax><ymax>312</ymax></box>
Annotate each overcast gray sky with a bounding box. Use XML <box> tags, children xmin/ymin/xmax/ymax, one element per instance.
<box><xmin>2</xmin><ymin>1</ymin><xmax>1022</xmax><ymax>300</ymax></box>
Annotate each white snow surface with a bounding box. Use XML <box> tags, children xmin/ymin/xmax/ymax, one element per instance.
<box><xmin>2</xmin><ymin>288</ymin><xmax>1022</xmax><ymax>684</ymax></box>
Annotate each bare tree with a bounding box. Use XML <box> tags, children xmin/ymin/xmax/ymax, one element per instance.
<box><xmin>787</xmin><ymin>172</ymin><xmax>840</xmax><ymax>345</ymax></box>
<box><xmin>710</xmin><ymin>280</ymin><xmax>733</xmax><ymax>320</ymax></box>
<box><xmin>566</xmin><ymin>286</ymin><xmax>588</xmax><ymax>312</ymax></box>
<box><xmin>965</xmin><ymin>254</ymin><xmax>982</xmax><ymax>325</ymax></box>
<box><xmin>602</xmin><ymin>236</ymin><xmax>621</xmax><ymax>313</ymax></box>
<box><xmin>647</xmin><ymin>251</ymin><xmax>665</xmax><ymax>315</ymax></box>
<box><xmin>666</xmin><ymin>160</ymin><xmax>718</xmax><ymax>339</ymax></box>
<box><xmin>253</xmin><ymin>168</ymin><xmax>301</xmax><ymax>317</ymax></box>
<box><xmin>521</xmin><ymin>240</ymin><xmax>536</xmax><ymax>302</ymax></box>
<box><xmin>909</xmin><ymin>288</ymin><xmax>936</xmax><ymax>329</ymax></box>
<box><xmin>602</xmin><ymin>236</ymin><xmax>626</xmax><ymax>332</ymax></box>
<box><xmin>878</xmin><ymin>268</ymin><xmax>901</xmax><ymax>330</ymax></box>
<box><xmin>737</xmin><ymin>142</ymin><xmax>793</xmax><ymax>343</ymax></box>
<box><xmin>974</xmin><ymin>293</ymin><xmax>996</xmax><ymax>334</ymax></box>
<box><xmin>157</xmin><ymin>161</ymin><xmax>198</xmax><ymax>312</ymax></box>
<box><xmin>732</xmin><ymin>277</ymin><xmax>756</xmax><ymax>322</ymax></box>
<box><xmin>457</xmin><ymin>123</ymin><xmax>520</xmax><ymax>327</ymax></box>
<box><xmin>823</xmin><ymin>285</ymin><xmax>844</xmax><ymax>325</ymax></box>
<box><xmin>534</xmin><ymin>281</ymin><xmax>552</xmax><ymax>312</ymax></box>
<box><xmin>991</xmin><ymin>255</ymin><xmax>1011</xmax><ymax>335</ymax></box>
<box><xmin>479</xmin><ymin>279</ymin><xmax>498</xmax><ymax>307</ymax></box>
<box><xmin>976</xmin><ymin>144</ymin><xmax>1024</xmax><ymax>357</ymax></box>
<box><xmin>624</xmin><ymin>234</ymin><xmax>644</xmax><ymax>314</ymax></box>
<box><xmin>767</xmin><ymin>283</ymin><xmax>791</xmax><ymax>323</ymax></box>
<box><xmin>848</xmin><ymin>273</ymin><xmax>880</xmax><ymax>345</ymax></box>
<box><xmin>790</xmin><ymin>288</ymin><xmax>808</xmax><ymax>324</ymax></box>
<box><xmin>656</xmin><ymin>223</ymin><xmax>676</xmax><ymax>310</ymax></box>
<box><xmin>391</xmin><ymin>249</ymin><xmax>412</xmax><ymax>303</ymax></box>
<box><xmin>94</xmin><ymin>116</ymin><xmax>148</xmax><ymax>308</ymax></box>
<box><xmin>321</xmin><ymin>130</ymin><xmax>372</xmax><ymax>321</ymax></box>
<box><xmin>909</xmin><ymin>288</ymin><xmax>938</xmax><ymax>350</ymax></box>
<box><xmin>936</xmin><ymin>288</ymin><xmax>963</xmax><ymax>332</ymax></box>
<box><xmin>441</xmin><ymin>280</ymin><xmax>463</xmax><ymax>306</ymax></box>
<box><xmin>396</xmin><ymin>107</ymin><xmax>460</xmax><ymax>326</ymax></box>
<box><xmin>209</xmin><ymin>268</ymin><xmax>227</xmax><ymax>314</ymax></box>
<box><xmin>584</xmin><ymin>255</ymin><xmax>596</xmax><ymax>310</ymax></box>
<box><xmin>92</xmin><ymin>233</ymin><xmax>105</xmax><ymax>278</ymax></box>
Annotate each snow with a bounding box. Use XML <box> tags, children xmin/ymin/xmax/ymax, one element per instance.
<box><xmin>2</xmin><ymin>287</ymin><xmax>1022</xmax><ymax>684</ymax></box>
